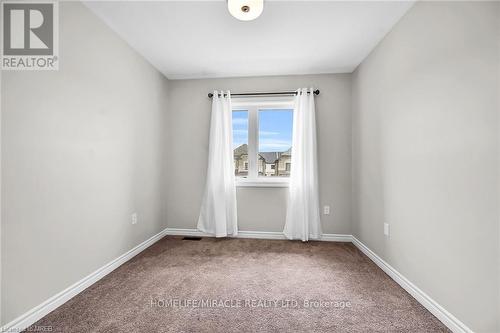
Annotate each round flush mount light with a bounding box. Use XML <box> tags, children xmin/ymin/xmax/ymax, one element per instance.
<box><xmin>227</xmin><ymin>0</ymin><xmax>264</xmax><ymax>21</ymax></box>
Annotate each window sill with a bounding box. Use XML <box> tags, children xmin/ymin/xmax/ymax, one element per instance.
<box><xmin>236</xmin><ymin>179</ymin><xmax>290</xmax><ymax>188</ymax></box>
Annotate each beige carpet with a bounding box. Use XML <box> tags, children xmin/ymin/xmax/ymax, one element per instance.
<box><xmin>28</xmin><ymin>236</ymin><xmax>449</xmax><ymax>332</ymax></box>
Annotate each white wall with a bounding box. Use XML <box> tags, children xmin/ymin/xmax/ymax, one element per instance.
<box><xmin>352</xmin><ymin>1</ymin><xmax>500</xmax><ymax>332</ymax></box>
<box><xmin>1</xmin><ymin>2</ymin><xmax>169</xmax><ymax>324</ymax></box>
<box><xmin>166</xmin><ymin>74</ymin><xmax>351</xmax><ymax>234</ymax></box>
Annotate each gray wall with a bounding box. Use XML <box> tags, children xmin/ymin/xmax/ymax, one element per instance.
<box><xmin>498</xmin><ymin>10</ymin><xmax>500</xmax><ymax>326</ymax></box>
<box><xmin>0</xmin><ymin>62</ymin><xmax>3</xmax><ymax>326</ymax></box>
<box><xmin>166</xmin><ymin>74</ymin><xmax>351</xmax><ymax>234</ymax></box>
<box><xmin>1</xmin><ymin>2</ymin><xmax>169</xmax><ymax>324</ymax></box>
<box><xmin>352</xmin><ymin>1</ymin><xmax>500</xmax><ymax>332</ymax></box>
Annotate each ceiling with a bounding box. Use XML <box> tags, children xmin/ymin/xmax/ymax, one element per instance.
<box><xmin>85</xmin><ymin>1</ymin><xmax>415</xmax><ymax>80</ymax></box>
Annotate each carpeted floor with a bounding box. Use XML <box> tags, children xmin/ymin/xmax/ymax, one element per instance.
<box><xmin>29</xmin><ymin>236</ymin><xmax>449</xmax><ymax>332</ymax></box>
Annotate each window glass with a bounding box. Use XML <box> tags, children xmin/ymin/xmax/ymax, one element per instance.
<box><xmin>258</xmin><ymin>109</ymin><xmax>293</xmax><ymax>177</ymax></box>
<box><xmin>232</xmin><ymin>110</ymin><xmax>249</xmax><ymax>177</ymax></box>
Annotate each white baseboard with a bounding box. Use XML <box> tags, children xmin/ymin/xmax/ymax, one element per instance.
<box><xmin>2</xmin><ymin>227</ymin><xmax>471</xmax><ymax>333</ymax></box>
<box><xmin>164</xmin><ymin>228</ymin><xmax>287</xmax><ymax>239</ymax></box>
<box><xmin>163</xmin><ymin>228</ymin><xmax>212</xmax><ymax>237</ymax></box>
<box><xmin>1</xmin><ymin>228</ymin><xmax>168</xmax><ymax>333</ymax></box>
<box><xmin>317</xmin><ymin>233</ymin><xmax>352</xmax><ymax>242</ymax></box>
<box><xmin>351</xmin><ymin>237</ymin><xmax>472</xmax><ymax>333</ymax></box>
<box><xmin>164</xmin><ymin>228</ymin><xmax>352</xmax><ymax>242</ymax></box>
<box><xmin>236</xmin><ymin>230</ymin><xmax>287</xmax><ymax>239</ymax></box>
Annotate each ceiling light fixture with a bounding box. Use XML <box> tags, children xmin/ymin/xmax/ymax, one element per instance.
<box><xmin>227</xmin><ymin>0</ymin><xmax>264</xmax><ymax>21</ymax></box>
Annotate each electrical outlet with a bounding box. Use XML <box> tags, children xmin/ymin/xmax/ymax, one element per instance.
<box><xmin>384</xmin><ymin>223</ymin><xmax>390</xmax><ymax>237</ymax></box>
<box><xmin>131</xmin><ymin>213</ymin><xmax>138</xmax><ymax>225</ymax></box>
<box><xmin>323</xmin><ymin>205</ymin><xmax>330</xmax><ymax>215</ymax></box>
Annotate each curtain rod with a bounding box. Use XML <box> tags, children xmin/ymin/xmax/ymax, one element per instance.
<box><xmin>207</xmin><ymin>90</ymin><xmax>320</xmax><ymax>98</ymax></box>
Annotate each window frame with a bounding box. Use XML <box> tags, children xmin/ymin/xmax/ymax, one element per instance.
<box><xmin>232</xmin><ymin>96</ymin><xmax>294</xmax><ymax>188</ymax></box>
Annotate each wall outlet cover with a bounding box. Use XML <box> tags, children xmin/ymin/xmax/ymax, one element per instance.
<box><xmin>384</xmin><ymin>223</ymin><xmax>390</xmax><ymax>236</ymax></box>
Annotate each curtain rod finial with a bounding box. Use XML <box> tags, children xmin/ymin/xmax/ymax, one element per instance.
<box><xmin>314</xmin><ymin>89</ymin><xmax>320</xmax><ymax>95</ymax></box>
<box><xmin>208</xmin><ymin>93</ymin><xmax>214</xmax><ymax>98</ymax></box>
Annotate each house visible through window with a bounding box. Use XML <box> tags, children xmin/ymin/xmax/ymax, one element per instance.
<box><xmin>233</xmin><ymin>110</ymin><xmax>248</xmax><ymax>177</ymax></box>
<box><xmin>232</xmin><ymin>98</ymin><xmax>293</xmax><ymax>183</ymax></box>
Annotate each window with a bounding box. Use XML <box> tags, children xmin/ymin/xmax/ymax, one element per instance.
<box><xmin>232</xmin><ymin>110</ymin><xmax>248</xmax><ymax>177</ymax></box>
<box><xmin>259</xmin><ymin>109</ymin><xmax>292</xmax><ymax>177</ymax></box>
<box><xmin>232</xmin><ymin>97</ymin><xmax>293</xmax><ymax>186</ymax></box>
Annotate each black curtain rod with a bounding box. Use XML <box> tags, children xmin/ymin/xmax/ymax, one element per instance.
<box><xmin>208</xmin><ymin>90</ymin><xmax>320</xmax><ymax>98</ymax></box>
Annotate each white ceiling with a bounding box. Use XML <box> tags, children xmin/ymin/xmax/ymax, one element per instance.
<box><xmin>85</xmin><ymin>1</ymin><xmax>415</xmax><ymax>80</ymax></box>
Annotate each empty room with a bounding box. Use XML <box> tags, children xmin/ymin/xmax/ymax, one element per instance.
<box><xmin>1</xmin><ymin>0</ymin><xmax>499</xmax><ymax>332</ymax></box>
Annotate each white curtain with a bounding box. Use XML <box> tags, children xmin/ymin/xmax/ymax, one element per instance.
<box><xmin>283</xmin><ymin>88</ymin><xmax>321</xmax><ymax>241</ymax></box>
<box><xmin>197</xmin><ymin>90</ymin><xmax>238</xmax><ymax>237</ymax></box>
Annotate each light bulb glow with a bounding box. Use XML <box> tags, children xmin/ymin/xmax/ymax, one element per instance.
<box><xmin>227</xmin><ymin>0</ymin><xmax>264</xmax><ymax>21</ymax></box>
